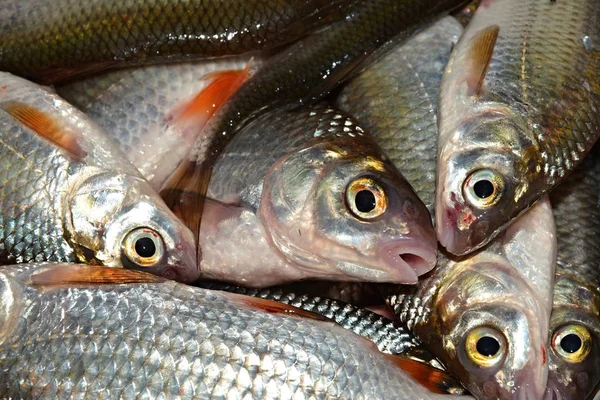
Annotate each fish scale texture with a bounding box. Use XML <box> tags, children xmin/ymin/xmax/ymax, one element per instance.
<box><xmin>0</xmin><ymin>0</ymin><xmax>351</xmax><ymax>82</ymax></box>
<box><xmin>0</xmin><ymin>275</ymin><xmax>448</xmax><ymax>399</ymax></box>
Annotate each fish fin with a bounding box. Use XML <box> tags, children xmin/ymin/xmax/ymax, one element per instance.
<box><xmin>29</xmin><ymin>265</ymin><xmax>165</xmax><ymax>286</ymax></box>
<box><xmin>465</xmin><ymin>25</ymin><xmax>499</xmax><ymax>96</ymax></box>
<box><xmin>173</xmin><ymin>59</ymin><xmax>254</xmax><ymax>129</ymax></box>
<box><xmin>384</xmin><ymin>355</ymin><xmax>464</xmax><ymax>394</ymax></box>
<box><xmin>2</xmin><ymin>102</ymin><xmax>87</xmax><ymax>160</ymax></box>
<box><xmin>222</xmin><ymin>292</ymin><xmax>330</xmax><ymax>322</ymax></box>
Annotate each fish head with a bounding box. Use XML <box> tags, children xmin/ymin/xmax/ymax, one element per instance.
<box><xmin>545</xmin><ymin>279</ymin><xmax>600</xmax><ymax>400</ymax></box>
<box><xmin>259</xmin><ymin>139</ymin><xmax>436</xmax><ymax>283</ymax></box>
<box><xmin>432</xmin><ymin>259</ymin><xmax>549</xmax><ymax>399</ymax></box>
<box><xmin>436</xmin><ymin>106</ymin><xmax>538</xmax><ymax>255</ymax></box>
<box><xmin>67</xmin><ymin>173</ymin><xmax>198</xmax><ymax>282</ymax></box>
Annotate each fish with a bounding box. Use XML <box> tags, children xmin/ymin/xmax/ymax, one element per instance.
<box><xmin>435</xmin><ymin>0</ymin><xmax>600</xmax><ymax>256</ymax></box>
<box><xmin>0</xmin><ymin>0</ymin><xmax>355</xmax><ymax>83</ymax></box>
<box><xmin>0</xmin><ymin>72</ymin><xmax>198</xmax><ymax>283</ymax></box>
<box><xmin>544</xmin><ymin>150</ymin><xmax>600</xmax><ymax>400</ymax></box>
<box><xmin>0</xmin><ymin>263</ymin><xmax>475</xmax><ymax>399</ymax></box>
<box><xmin>58</xmin><ymin>57</ymin><xmax>258</xmax><ymax>190</ymax></box>
<box><xmin>198</xmin><ymin>103</ymin><xmax>437</xmax><ymax>287</ymax></box>
<box><xmin>334</xmin><ymin>18</ymin><xmax>557</xmax><ymax>399</ymax></box>
<box><xmin>159</xmin><ymin>0</ymin><xmax>469</xmax><ymax>248</ymax></box>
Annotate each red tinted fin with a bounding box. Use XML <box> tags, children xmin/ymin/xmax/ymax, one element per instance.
<box><xmin>222</xmin><ymin>292</ymin><xmax>330</xmax><ymax>322</ymax></box>
<box><xmin>2</xmin><ymin>102</ymin><xmax>87</xmax><ymax>160</ymax></box>
<box><xmin>465</xmin><ymin>25</ymin><xmax>499</xmax><ymax>96</ymax></box>
<box><xmin>30</xmin><ymin>265</ymin><xmax>165</xmax><ymax>286</ymax></box>
<box><xmin>384</xmin><ymin>355</ymin><xmax>465</xmax><ymax>394</ymax></box>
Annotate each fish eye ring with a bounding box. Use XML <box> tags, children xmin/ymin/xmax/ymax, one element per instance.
<box><xmin>463</xmin><ymin>169</ymin><xmax>505</xmax><ymax>209</ymax></box>
<box><xmin>345</xmin><ymin>177</ymin><xmax>387</xmax><ymax>220</ymax></box>
<box><xmin>464</xmin><ymin>326</ymin><xmax>507</xmax><ymax>368</ymax></box>
<box><xmin>552</xmin><ymin>324</ymin><xmax>592</xmax><ymax>363</ymax></box>
<box><xmin>122</xmin><ymin>227</ymin><xmax>165</xmax><ymax>267</ymax></box>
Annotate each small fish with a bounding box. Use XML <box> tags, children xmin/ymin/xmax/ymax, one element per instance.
<box><xmin>58</xmin><ymin>57</ymin><xmax>258</xmax><ymax>190</ymax></box>
<box><xmin>197</xmin><ymin>104</ymin><xmax>437</xmax><ymax>287</ymax></box>
<box><xmin>435</xmin><ymin>0</ymin><xmax>600</xmax><ymax>255</ymax></box>
<box><xmin>0</xmin><ymin>72</ymin><xmax>198</xmax><ymax>283</ymax></box>
<box><xmin>0</xmin><ymin>0</ymin><xmax>355</xmax><ymax>83</ymax></box>
<box><xmin>545</xmin><ymin>150</ymin><xmax>600</xmax><ymax>400</ymax></box>
<box><xmin>0</xmin><ymin>263</ymin><xmax>474</xmax><ymax>399</ymax></box>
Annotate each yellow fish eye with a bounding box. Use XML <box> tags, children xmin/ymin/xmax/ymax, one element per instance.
<box><xmin>464</xmin><ymin>327</ymin><xmax>507</xmax><ymax>368</ymax></box>
<box><xmin>345</xmin><ymin>177</ymin><xmax>387</xmax><ymax>220</ymax></box>
<box><xmin>552</xmin><ymin>325</ymin><xmax>592</xmax><ymax>363</ymax></box>
<box><xmin>122</xmin><ymin>227</ymin><xmax>165</xmax><ymax>268</ymax></box>
<box><xmin>463</xmin><ymin>169</ymin><xmax>505</xmax><ymax>209</ymax></box>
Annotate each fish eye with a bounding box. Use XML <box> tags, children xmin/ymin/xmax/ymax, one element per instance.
<box><xmin>464</xmin><ymin>327</ymin><xmax>506</xmax><ymax>367</ymax></box>
<box><xmin>345</xmin><ymin>177</ymin><xmax>387</xmax><ymax>220</ymax></box>
<box><xmin>463</xmin><ymin>169</ymin><xmax>505</xmax><ymax>208</ymax></box>
<box><xmin>552</xmin><ymin>325</ymin><xmax>592</xmax><ymax>363</ymax></box>
<box><xmin>122</xmin><ymin>227</ymin><xmax>165</xmax><ymax>267</ymax></box>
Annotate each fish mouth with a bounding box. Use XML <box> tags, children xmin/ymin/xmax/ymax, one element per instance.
<box><xmin>376</xmin><ymin>236</ymin><xmax>437</xmax><ymax>284</ymax></box>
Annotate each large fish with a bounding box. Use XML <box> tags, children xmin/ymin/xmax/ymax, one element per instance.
<box><xmin>335</xmin><ymin>18</ymin><xmax>557</xmax><ymax>399</ymax></box>
<box><xmin>435</xmin><ymin>0</ymin><xmax>600</xmax><ymax>256</ymax></box>
<box><xmin>198</xmin><ymin>103</ymin><xmax>437</xmax><ymax>287</ymax></box>
<box><xmin>58</xmin><ymin>57</ymin><xmax>256</xmax><ymax>190</ymax></box>
<box><xmin>0</xmin><ymin>263</ymin><xmax>474</xmax><ymax>399</ymax></box>
<box><xmin>545</xmin><ymin>150</ymin><xmax>600</xmax><ymax>400</ymax></box>
<box><xmin>0</xmin><ymin>72</ymin><xmax>198</xmax><ymax>283</ymax></box>
<box><xmin>0</xmin><ymin>0</ymin><xmax>355</xmax><ymax>83</ymax></box>
<box><xmin>160</xmin><ymin>0</ymin><xmax>469</xmax><ymax>246</ymax></box>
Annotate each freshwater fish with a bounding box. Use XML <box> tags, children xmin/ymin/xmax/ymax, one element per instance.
<box><xmin>545</xmin><ymin>151</ymin><xmax>600</xmax><ymax>400</ymax></box>
<box><xmin>435</xmin><ymin>0</ymin><xmax>600</xmax><ymax>256</ymax></box>
<box><xmin>160</xmin><ymin>0</ymin><xmax>469</xmax><ymax>246</ymax></box>
<box><xmin>0</xmin><ymin>263</ymin><xmax>473</xmax><ymax>399</ymax></box>
<box><xmin>0</xmin><ymin>72</ymin><xmax>198</xmax><ymax>283</ymax></box>
<box><xmin>199</xmin><ymin>103</ymin><xmax>437</xmax><ymax>287</ymax></box>
<box><xmin>58</xmin><ymin>57</ymin><xmax>257</xmax><ymax>190</ymax></box>
<box><xmin>0</xmin><ymin>0</ymin><xmax>354</xmax><ymax>83</ymax></box>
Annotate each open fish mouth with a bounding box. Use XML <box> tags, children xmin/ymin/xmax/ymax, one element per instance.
<box><xmin>377</xmin><ymin>237</ymin><xmax>438</xmax><ymax>283</ymax></box>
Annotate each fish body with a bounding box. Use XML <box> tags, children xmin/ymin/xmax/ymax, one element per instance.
<box><xmin>0</xmin><ymin>0</ymin><xmax>354</xmax><ymax>83</ymax></box>
<box><xmin>199</xmin><ymin>104</ymin><xmax>437</xmax><ymax>287</ymax></box>
<box><xmin>545</xmin><ymin>151</ymin><xmax>600</xmax><ymax>400</ymax></box>
<box><xmin>58</xmin><ymin>57</ymin><xmax>256</xmax><ymax>190</ymax></box>
<box><xmin>0</xmin><ymin>72</ymin><xmax>197</xmax><ymax>282</ymax></box>
<box><xmin>0</xmin><ymin>263</ymin><xmax>473</xmax><ymax>400</ymax></box>
<box><xmin>435</xmin><ymin>0</ymin><xmax>600</xmax><ymax>255</ymax></box>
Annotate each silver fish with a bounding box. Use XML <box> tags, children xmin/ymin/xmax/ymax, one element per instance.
<box><xmin>0</xmin><ymin>72</ymin><xmax>198</xmax><ymax>282</ymax></box>
<box><xmin>435</xmin><ymin>0</ymin><xmax>600</xmax><ymax>256</ymax></box>
<box><xmin>0</xmin><ymin>263</ymin><xmax>473</xmax><ymax>400</ymax></box>
<box><xmin>198</xmin><ymin>104</ymin><xmax>437</xmax><ymax>287</ymax></box>
<box><xmin>545</xmin><ymin>150</ymin><xmax>600</xmax><ymax>400</ymax></box>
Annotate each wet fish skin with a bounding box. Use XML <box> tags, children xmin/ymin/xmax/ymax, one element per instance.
<box><xmin>0</xmin><ymin>263</ymin><xmax>473</xmax><ymax>400</ymax></box>
<box><xmin>0</xmin><ymin>72</ymin><xmax>198</xmax><ymax>283</ymax></box>
<box><xmin>544</xmin><ymin>151</ymin><xmax>600</xmax><ymax>400</ymax></box>
<box><xmin>436</xmin><ymin>0</ymin><xmax>600</xmax><ymax>255</ymax></box>
<box><xmin>58</xmin><ymin>57</ymin><xmax>256</xmax><ymax>190</ymax></box>
<box><xmin>0</xmin><ymin>0</ymin><xmax>354</xmax><ymax>83</ymax></box>
<box><xmin>199</xmin><ymin>104</ymin><xmax>437</xmax><ymax>287</ymax></box>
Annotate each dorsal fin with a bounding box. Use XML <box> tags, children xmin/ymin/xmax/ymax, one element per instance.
<box><xmin>29</xmin><ymin>265</ymin><xmax>165</xmax><ymax>286</ymax></box>
<box><xmin>465</xmin><ymin>25</ymin><xmax>499</xmax><ymax>96</ymax></box>
<box><xmin>2</xmin><ymin>102</ymin><xmax>87</xmax><ymax>160</ymax></box>
<box><xmin>384</xmin><ymin>355</ymin><xmax>466</xmax><ymax>394</ymax></box>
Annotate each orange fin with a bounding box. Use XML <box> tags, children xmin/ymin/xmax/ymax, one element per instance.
<box><xmin>30</xmin><ymin>265</ymin><xmax>165</xmax><ymax>286</ymax></box>
<box><xmin>385</xmin><ymin>355</ymin><xmax>465</xmax><ymax>395</ymax></box>
<box><xmin>2</xmin><ymin>102</ymin><xmax>87</xmax><ymax>160</ymax></box>
<box><xmin>465</xmin><ymin>25</ymin><xmax>499</xmax><ymax>96</ymax></box>
<box><xmin>173</xmin><ymin>59</ymin><xmax>253</xmax><ymax>128</ymax></box>
<box><xmin>222</xmin><ymin>292</ymin><xmax>330</xmax><ymax>322</ymax></box>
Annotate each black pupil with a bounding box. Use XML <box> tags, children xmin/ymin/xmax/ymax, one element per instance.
<box><xmin>473</xmin><ymin>179</ymin><xmax>495</xmax><ymax>199</ymax></box>
<box><xmin>355</xmin><ymin>190</ymin><xmax>376</xmax><ymax>213</ymax></box>
<box><xmin>476</xmin><ymin>336</ymin><xmax>500</xmax><ymax>357</ymax></box>
<box><xmin>560</xmin><ymin>333</ymin><xmax>582</xmax><ymax>353</ymax></box>
<box><xmin>135</xmin><ymin>237</ymin><xmax>156</xmax><ymax>258</ymax></box>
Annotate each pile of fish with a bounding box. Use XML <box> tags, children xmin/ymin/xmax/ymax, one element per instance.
<box><xmin>0</xmin><ymin>0</ymin><xmax>599</xmax><ymax>399</ymax></box>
